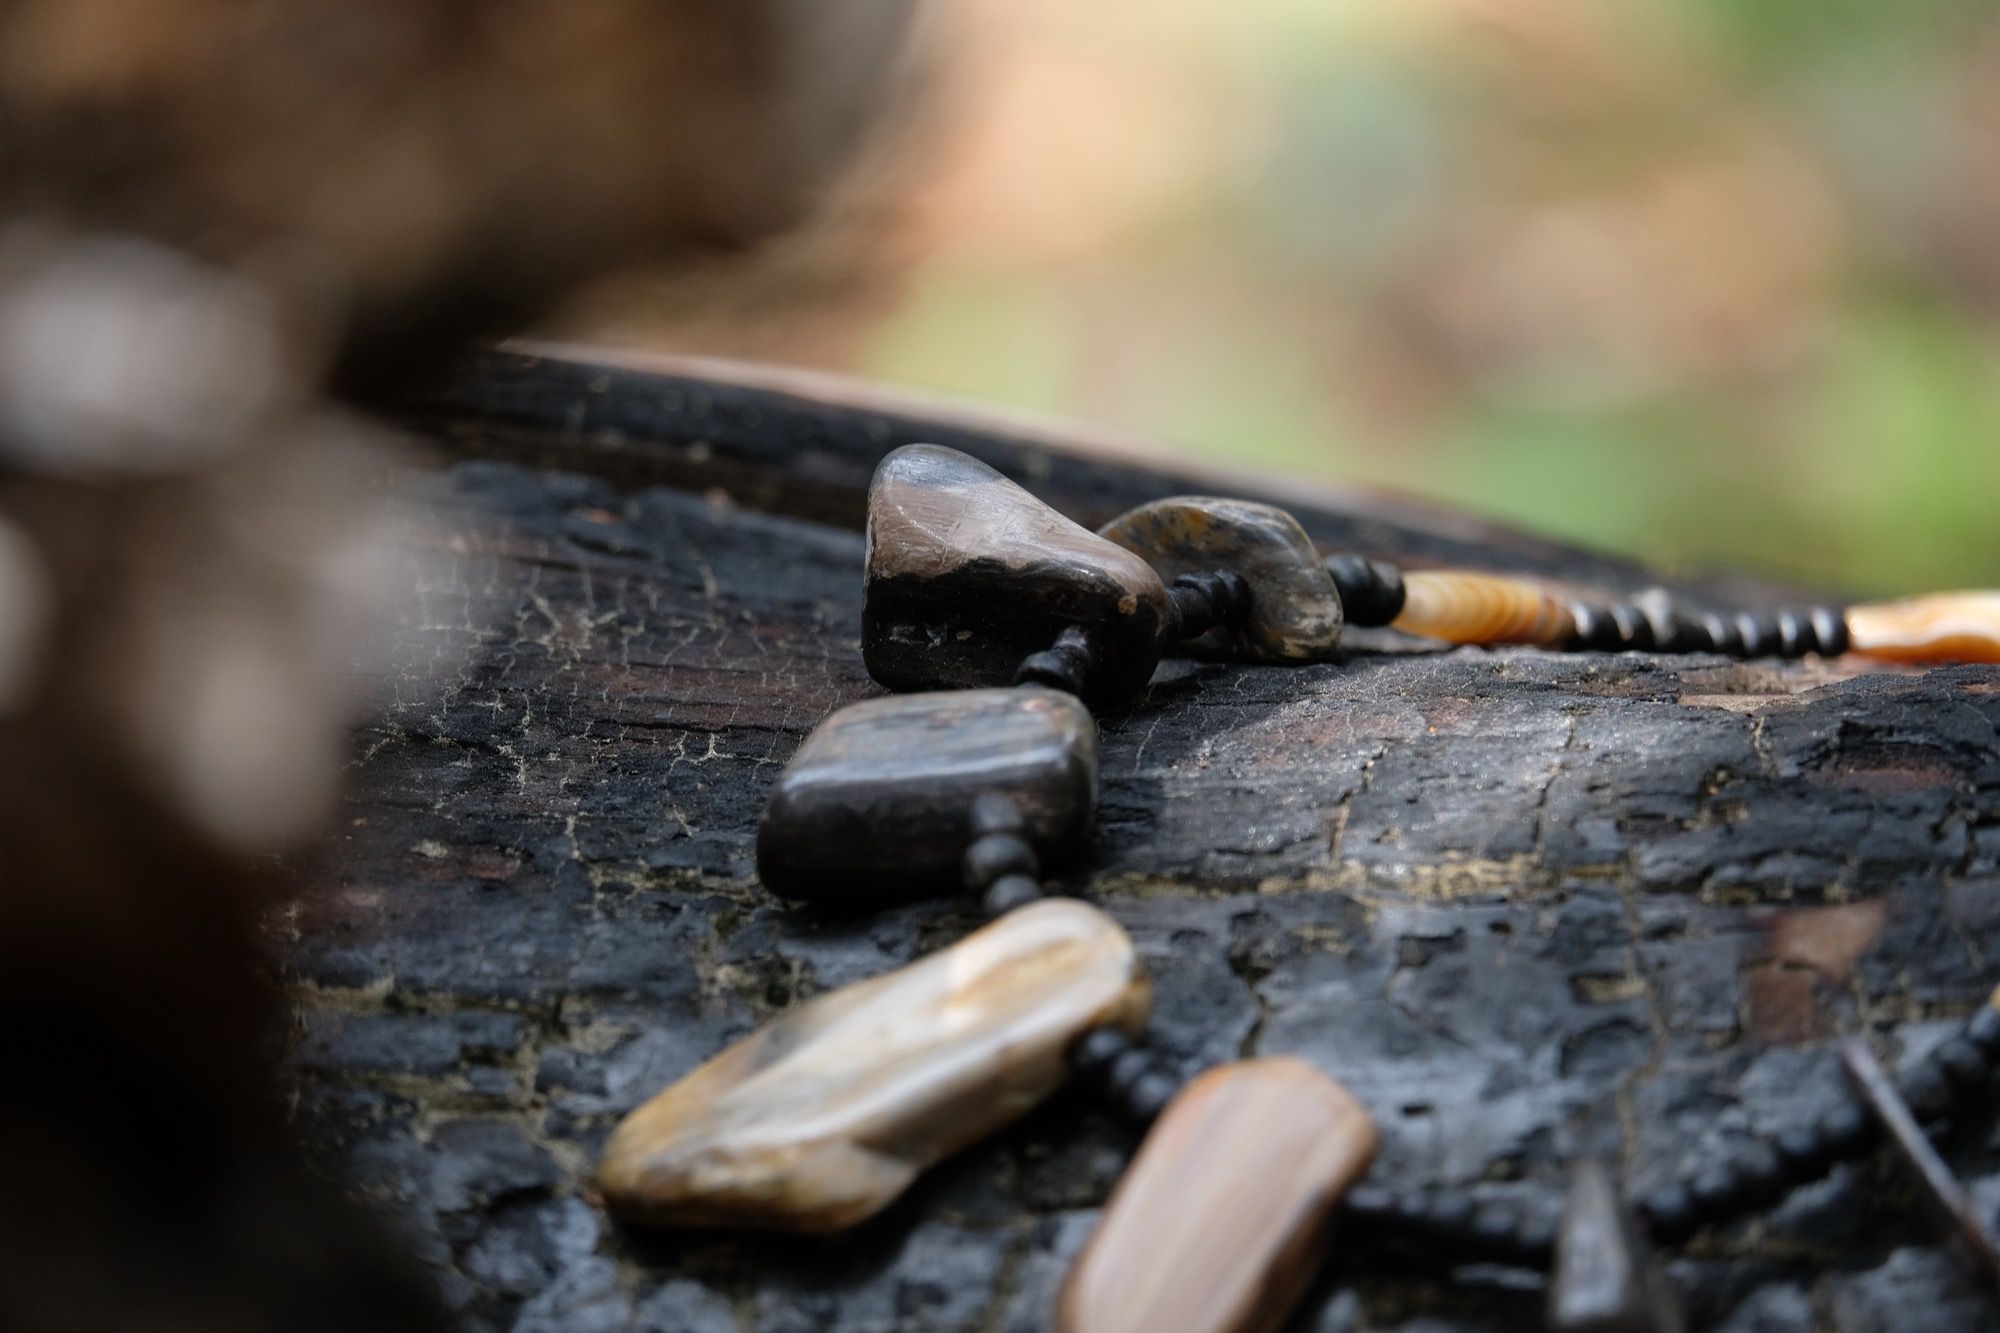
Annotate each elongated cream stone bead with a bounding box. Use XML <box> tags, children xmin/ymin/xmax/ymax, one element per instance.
<box><xmin>1097</xmin><ymin>497</ymin><xmax>1344</xmax><ymax>662</ymax></box>
<box><xmin>1393</xmin><ymin>569</ymin><xmax>1575</xmax><ymax>647</ymax></box>
<box><xmin>599</xmin><ymin>900</ymin><xmax>1149</xmax><ymax>1232</ymax></box>
<box><xmin>1846</xmin><ymin>591</ymin><xmax>2000</xmax><ymax>664</ymax></box>
<box><xmin>1056</xmin><ymin>1057</ymin><xmax>1378</xmax><ymax>1333</ymax></box>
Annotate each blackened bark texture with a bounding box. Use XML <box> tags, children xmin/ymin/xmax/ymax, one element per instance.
<box><xmin>291</xmin><ymin>351</ymin><xmax>2000</xmax><ymax>1332</ymax></box>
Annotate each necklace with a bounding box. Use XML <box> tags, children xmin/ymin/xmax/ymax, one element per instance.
<box><xmin>587</xmin><ymin>439</ymin><xmax>2000</xmax><ymax>1332</ymax></box>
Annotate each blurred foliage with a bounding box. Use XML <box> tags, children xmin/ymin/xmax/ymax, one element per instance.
<box><xmin>588</xmin><ymin>0</ymin><xmax>2000</xmax><ymax>594</ymax></box>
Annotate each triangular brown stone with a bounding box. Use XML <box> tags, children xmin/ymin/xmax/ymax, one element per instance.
<box><xmin>863</xmin><ymin>444</ymin><xmax>1170</xmax><ymax>705</ymax></box>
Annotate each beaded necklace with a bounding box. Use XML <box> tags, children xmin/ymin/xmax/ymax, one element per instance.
<box><xmin>593</xmin><ymin>442</ymin><xmax>2000</xmax><ymax>1332</ymax></box>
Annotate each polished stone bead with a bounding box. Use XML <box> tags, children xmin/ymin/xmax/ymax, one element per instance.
<box><xmin>863</xmin><ymin>444</ymin><xmax>1170</xmax><ymax>703</ymax></box>
<box><xmin>1550</xmin><ymin>1160</ymin><xmax>1685</xmax><ymax>1333</ymax></box>
<box><xmin>599</xmin><ymin>900</ymin><xmax>1150</xmax><ymax>1231</ymax></box>
<box><xmin>1097</xmin><ymin>497</ymin><xmax>1344</xmax><ymax>662</ymax></box>
<box><xmin>1393</xmin><ymin>570</ymin><xmax>1576</xmax><ymax>647</ymax></box>
<box><xmin>1847</xmin><ymin>591</ymin><xmax>2000</xmax><ymax>664</ymax></box>
<box><xmin>1056</xmin><ymin>1057</ymin><xmax>1378</xmax><ymax>1333</ymax></box>
<box><xmin>757</xmin><ymin>687</ymin><xmax>1095</xmax><ymax>902</ymax></box>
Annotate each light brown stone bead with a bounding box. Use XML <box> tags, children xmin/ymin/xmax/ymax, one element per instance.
<box><xmin>598</xmin><ymin>899</ymin><xmax>1149</xmax><ymax>1232</ymax></box>
<box><xmin>1845</xmin><ymin>591</ymin><xmax>2000</xmax><ymax>663</ymax></box>
<box><xmin>1392</xmin><ymin>569</ymin><xmax>1576</xmax><ymax>647</ymax></box>
<box><xmin>863</xmin><ymin>444</ymin><xmax>1171</xmax><ymax>704</ymax></box>
<box><xmin>1056</xmin><ymin>1057</ymin><xmax>1378</xmax><ymax>1333</ymax></box>
<box><xmin>1097</xmin><ymin>497</ymin><xmax>1344</xmax><ymax>662</ymax></box>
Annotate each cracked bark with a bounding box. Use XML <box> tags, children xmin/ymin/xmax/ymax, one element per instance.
<box><xmin>290</xmin><ymin>351</ymin><xmax>2000</xmax><ymax>1332</ymax></box>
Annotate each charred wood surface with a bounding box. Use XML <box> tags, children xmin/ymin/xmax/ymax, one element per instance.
<box><xmin>291</xmin><ymin>355</ymin><xmax>2000</xmax><ymax>1332</ymax></box>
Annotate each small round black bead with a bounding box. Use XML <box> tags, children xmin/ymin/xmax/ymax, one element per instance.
<box><xmin>1729</xmin><ymin>1140</ymin><xmax>1786</xmax><ymax>1208</ymax></box>
<box><xmin>1687</xmin><ymin>1162</ymin><xmax>1748</xmax><ymax>1222</ymax></box>
<box><xmin>1016</xmin><ymin>650</ymin><xmax>1086</xmax><ymax>695</ymax></box>
<box><xmin>1468</xmin><ymin>1202</ymin><xmax>1518</xmax><ymax>1257</ymax></box>
<box><xmin>1122</xmin><ymin>1071</ymin><xmax>1180</xmax><ymax>1124</ymax></box>
<box><xmin>1701</xmin><ymin>611</ymin><xmax>1742</xmax><ymax>656</ymax></box>
<box><xmin>1736</xmin><ymin>612</ymin><xmax>1774</xmax><ymax>658</ymax></box>
<box><xmin>1966</xmin><ymin>1005</ymin><xmax>2000</xmax><ymax>1058</ymax></box>
<box><xmin>1934</xmin><ymin>1037</ymin><xmax>1989</xmax><ymax>1093</ymax></box>
<box><xmin>1107</xmin><ymin>1048</ymin><xmax>1156</xmax><ymax>1096</ymax></box>
<box><xmin>1609</xmin><ymin>604</ymin><xmax>1655</xmax><ymax>651</ymax></box>
<box><xmin>1772</xmin><ymin>1122</ymin><xmax>1833</xmax><ymax>1181</ymax></box>
<box><xmin>1810</xmin><ymin>606</ymin><xmax>1849</xmax><ymax>656</ymax></box>
<box><xmin>981</xmin><ymin>874</ymin><xmax>1042</xmax><ymax>916</ymax></box>
<box><xmin>1900</xmin><ymin>1062</ymin><xmax>1954</xmax><ymax>1119</ymax></box>
<box><xmin>1510</xmin><ymin>1209</ymin><xmax>1557</xmax><ymax>1266</ymax></box>
<box><xmin>1816</xmin><ymin>1099</ymin><xmax>1876</xmax><ymax>1159</ymax></box>
<box><xmin>1570</xmin><ymin>603</ymin><xmax>1623</xmax><ymax>652</ymax></box>
<box><xmin>1637</xmin><ymin>1182</ymin><xmax>1699</xmax><ymax>1245</ymax></box>
<box><xmin>962</xmin><ymin>832</ymin><xmax>1039</xmax><ymax>890</ymax></box>
<box><xmin>968</xmin><ymin>792</ymin><xmax>1027</xmax><ymax>838</ymax></box>
<box><xmin>1071</xmin><ymin>1027</ymin><xmax>1134</xmax><ymax>1079</ymax></box>
<box><xmin>1325</xmin><ymin>554</ymin><xmax>1406</xmax><ymax>627</ymax></box>
<box><xmin>1343</xmin><ymin>1184</ymin><xmax>1396</xmax><ymax>1223</ymax></box>
<box><xmin>1634</xmin><ymin>592</ymin><xmax>1686</xmax><ymax>652</ymax></box>
<box><xmin>1677</xmin><ymin>615</ymin><xmax>1716</xmax><ymax>653</ymax></box>
<box><xmin>1774</xmin><ymin>609</ymin><xmax>1808</xmax><ymax>658</ymax></box>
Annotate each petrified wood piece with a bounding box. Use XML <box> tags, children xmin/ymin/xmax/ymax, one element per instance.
<box><xmin>1394</xmin><ymin>569</ymin><xmax>1577</xmax><ymax>647</ymax></box>
<box><xmin>1098</xmin><ymin>497</ymin><xmax>1344</xmax><ymax>662</ymax></box>
<box><xmin>757</xmin><ymin>686</ymin><xmax>1096</xmax><ymax>902</ymax></box>
<box><xmin>1846</xmin><ymin>592</ymin><xmax>2000</xmax><ymax>664</ymax></box>
<box><xmin>597</xmin><ymin>900</ymin><xmax>1149</xmax><ymax>1232</ymax></box>
<box><xmin>863</xmin><ymin>444</ymin><xmax>1170</xmax><ymax>705</ymax></box>
<box><xmin>1055</xmin><ymin>1057</ymin><xmax>1378</xmax><ymax>1333</ymax></box>
<box><xmin>1548</xmin><ymin>1159</ymin><xmax>1685</xmax><ymax>1333</ymax></box>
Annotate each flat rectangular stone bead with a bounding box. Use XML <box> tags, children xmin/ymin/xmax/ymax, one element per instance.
<box><xmin>1056</xmin><ymin>1057</ymin><xmax>1378</xmax><ymax>1333</ymax></box>
<box><xmin>1846</xmin><ymin>591</ymin><xmax>2000</xmax><ymax>663</ymax></box>
<box><xmin>598</xmin><ymin>900</ymin><xmax>1149</xmax><ymax>1232</ymax></box>
<box><xmin>757</xmin><ymin>686</ymin><xmax>1095</xmax><ymax>902</ymax></box>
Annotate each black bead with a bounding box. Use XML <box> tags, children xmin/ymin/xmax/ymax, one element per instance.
<box><xmin>981</xmin><ymin>874</ymin><xmax>1042</xmax><ymax>916</ymax></box>
<box><xmin>1687</xmin><ymin>1162</ymin><xmax>1747</xmax><ymax>1221</ymax></box>
<box><xmin>1729</xmin><ymin>1140</ymin><xmax>1786</xmax><ymax>1207</ymax></box>
<box><xmin>1071</xmin><ymin>1027</ymin><xmax>1134</xmax><ymax>1079</ymax></box>
<box><xmin>1510</xmin><ymin>1208</ymin><xmax>1557</xmax><ymax>1265</ymax></box>
<box><xmin>1015</xmin><ymin>648</ymin><xmax>1086</xmax><ymax>695</ymax></box>
<box><xmin>1570</xmin><ymin>603</ymin><xmax>1621</xmax><ymax>652</ymax></box>
<box><xmin>1469</xmin><ymin>1202</ymin><xmax>1518</xmax><ymax>1257</ymax></box>
<box><xmin>962</xmin><ymin>832</ymin><xmax>1039</xmax><ymax>890</ymax></box>
<box><xmin>1677</xmin><ymin>615</ymin><xmax>1716</xmax><ymax>654</ymax></box>
<box><xmin>1123</xmin><ymin>1071</ymin><xmax>1180</xmax><ymax>1123</ymax></box>
<box><xmin>968</xmin><ymin>791</ymin><xmax>1027</xmax><ymax>838</ymax></box>
<box><xmin>1325</xmin><ymin>554</ymin><xmax>1406</xmax><ymax>627</ymax></box>
<box><xmin>1344</xmin><ymin>1184</ymin><xmax>1396</xmax><ymax>1223</ymax></box>
<box><xmin>1966</xmin><ymin>1005</ymin><xmax>2000</xmax><ymax>1058</ymax></box>
<box><xmin>1816</xmin><ymin>1099</ymin><xmax>1876</xmax><ymax>1159</ymax></box>
<box><xmin>1168</xmin><ymin>570</ymin><xmax>1250</xmax><ymax>641</ymax></box>
<box><xmin>1637</xmin><ymin>1182</ymin><xmax>1699</xmax><ymax>1245</ymax></box>
<box><xmin>1635</xmin><ymin>592</ymin><xmax>1686</xmax><ymax>652</ymax></box>
<box><xmin>1774</xmin><ymin>609</ymin><xmax>1808</xmax><ymax>658</ymax></box>
<box><xmin>1609</xmin><ymin>604</ymin><xmax>1655</xmax><ymax>651</ymax></box>
<box><xmin>1935</xmin><ymin>1037</ymin><xmax>1989</xmax><ymax>1093</ymax></box>
<box><xmin>1772</xmin><ymin>1122</ymin><xmax>1833</xmax><ymax>1181</ymax></box>
<box><xmin>1107</xmin><ymin>1048</ymin><xmax>1156</xmax><ymax>1096</ymax></box>
<box><xmin>1900</xmin><ymin>1062</ymin><xmax>1953</xmax><ymax>1119</ymax></box>
<box><xmin>1700</xmin><ymin>611</ymin><xmax>1742</xmax><ymax>656</ymax></box>
<box><xmin>1735</xmin><ymin>612</ymin><xmax>1774</xmax><ymax>658</ymax></box>
<box><xmin>1810</xmin><ymin>606</ymin><xmax>1849</xmax><ymax>656</ymax></box>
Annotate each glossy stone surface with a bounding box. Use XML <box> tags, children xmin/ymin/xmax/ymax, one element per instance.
<box><xmin>757</xmin><ymin>686</ymin><xmax>1096</xmax><ymax>901</ymax></box>
<box><xmin>1393</xmin><ymin>569</ymin><xmax>1576</xmax><ymax>647</ymax></box>
<box><xmin>1056</xmin><ymin>1057</ymin><xmax>1378</xmax><ymax>1333</ymax></box>
<box><xmin>1549</xmin><ymin>1160</ymin><xmax>1684</xmax><ymax>1333</ymax></box>
<box><xmin>598</xmin><ymin>900</ymin><xmax>1149</xmax><ymax>1232</ymax></box>
<box><xmin>1846</xmin><ymin>591</ymin><xmax>2000</xmax><ymax>663</ymax></box>
<box><xmin>863</xmin><ymin>444</ymin><xmax>1170</xmax><ymax>704</ymax></box>
<box><xmin>1097</xmin><ymin>497</ymin><xmax>1343</xmax><ymax>662</ymax></box>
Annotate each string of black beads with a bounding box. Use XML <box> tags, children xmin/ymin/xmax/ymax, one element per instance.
<box><xmin>1342</xmin><ymin>1184</ymin><xmax>1556</xmax><ymax>1269</ymax></box>
<box><xmin>1636</xmin><ymin>1004</ymin><xmax>2000</xmax><ymax>1244</ymax></box>
<box><xmin>1165</xmin><ymin>569</ymin><xmax>1253</xmax><ymax>643</ymax></box>
<box><xmin>962</xmin><ymin>793</ymin><xmax>1043</xmax><ymax>916</ymax></box>
<box><xmin>1069</xmin><ymin>1026</ymin><xmax>1180</xmax><ymax>1125</ymax></box>
<box><xmin>1324</xmin><ymin>553</ymin><xmax>1407</xmax><ymax>628</ymax></box>
<box><xmin>1015</xmin><ymin>625</ymin><xmax>1098</xmax><ymax>696</ymax></box>
<box><xmin>1568</xmin><ymin>592</ymin><xmax>1849</xmax><ymax>660</ymax></box>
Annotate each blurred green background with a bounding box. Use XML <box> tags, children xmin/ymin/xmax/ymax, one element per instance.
<box><xmin>585</xmin><ymin>0</ymin><xmax>2000</xmax><ymax>596</ymax></box>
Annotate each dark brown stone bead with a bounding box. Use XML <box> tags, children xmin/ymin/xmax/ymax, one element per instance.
<box><xmin>758</xmin><ymin>687</ymin><xmax>1096</xmax><ymax>902</ymax></box>
<box><xmin>864</xmin><ymin>444</ymin><xmax>1170</xmax><ymax>704</ymax></box>
<box><xmin>1549</xmin><ymin>1160</ymin><xmax>1685</xmax><ymax>1333</ymax></box>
